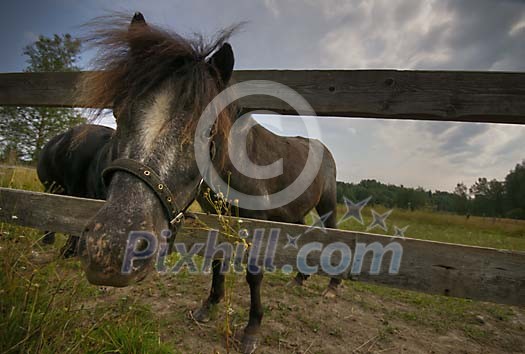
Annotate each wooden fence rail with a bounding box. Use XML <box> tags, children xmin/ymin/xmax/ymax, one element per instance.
<box><xmin>0</xmin><ymin>187</ymin><xmax>524</xmax><ymax>306</ymax></box>
<box><xmin>1</xmin><ymin>70</ymin><xmax>525</xmax><ymax>124</ymax></box>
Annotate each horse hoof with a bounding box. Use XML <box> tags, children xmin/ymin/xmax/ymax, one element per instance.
<box><xmin>240</xmin><ymin>334</ymin><xmax>258</xmax><ymax>354</ymax></box>
<box><xmin>193</xmin><ymin>303</ymin><xmax>218</xmax><ymax>323</ymax></box>
<box><xmin>192</xmin><ymin>307</ymin><xmax>211</xmax><ymax>323</ymax></box>
<box><xmin>322</xmin><ymin>286</ymin><xmax>339</xmax><ymax>299</ymax></box>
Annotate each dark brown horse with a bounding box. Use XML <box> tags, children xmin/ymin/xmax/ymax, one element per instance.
<box><xmin>39</xmin><ymin>13</ymin><xmax>340</xmax><ymax>353</ymax></box>
<box><xmin>37</xmin><ymin>125</ymin><xmax>114</xmax><ymax>257</ymax></box>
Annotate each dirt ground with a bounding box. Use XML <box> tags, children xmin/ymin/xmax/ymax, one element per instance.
<box><xmin>86</xmin><ymin>267</ymin><xmax>525</xmax><ymax>354</ymax></box>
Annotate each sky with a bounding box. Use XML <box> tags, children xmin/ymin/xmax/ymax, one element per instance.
<box><xmin>1</xmin><ymin>0</ymin><xmax>524</xmax><ymax>191</ymax></box>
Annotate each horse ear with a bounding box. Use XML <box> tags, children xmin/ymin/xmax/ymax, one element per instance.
<box><xmin>128</xmin><ymin>12</ymin><xmax>152</xmax><ymax>57</ymax></box>
<box><xmin>130</xmin><ymin>12</ymin><xmax>147</xmax><ymax>27</ymax></box>
<box><xmin>208</xmin><ymin>43</ymin><xmax>234</xmax><ymax>86</ymax></box>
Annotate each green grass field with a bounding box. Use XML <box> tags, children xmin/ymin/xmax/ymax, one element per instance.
<box><xmin>1</xmin><ymin>166</ymin><xmax>524</xmax><ymax>353</ymax></box>
<box><xmin>334</xmin><ymin>204</ymin><xmax>525</xmax><ymax>251</ymax></box>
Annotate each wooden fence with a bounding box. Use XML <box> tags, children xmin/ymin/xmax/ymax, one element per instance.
<box><xmin>1</xmin><ymin>70</ymin><xmax>525</xmax><ymax>123</ymax></box>
<box><xmin>0</xmin><ymin>70</ymin><xmax>524</xmax><ymax>307</ymax></box>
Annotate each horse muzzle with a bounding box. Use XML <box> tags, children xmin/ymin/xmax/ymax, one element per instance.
<box><xmin>77</xmin><ymin>185</ymin><xmax>166</xmax><ymax>287</ymax></box>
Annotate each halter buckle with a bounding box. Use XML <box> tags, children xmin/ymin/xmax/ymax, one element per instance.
<box><xmin>170</xmin><ymin>211</ymin><xmax>185</xmax><ymax>225</ymax></box>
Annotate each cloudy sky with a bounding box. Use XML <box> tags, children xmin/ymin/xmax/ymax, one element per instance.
<box><xmin>1</xmin><ymin>0</ymin><xmax>524</xmax><ymax>191</ymax></box>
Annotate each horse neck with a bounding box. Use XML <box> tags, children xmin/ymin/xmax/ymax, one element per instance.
<box><xmin>96</xmin><ymin>136</ymin><xmax>120</xmax><ymax>181</ymax></box>
<box><xmin>212</xmin><ymin>113</ymin><xmax>261</xmax><ymax>184</ymax></box>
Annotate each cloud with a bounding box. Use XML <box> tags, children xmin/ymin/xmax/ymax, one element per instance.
<box><xmin>318</xmin><ymin>0</ymin><xmax>525</xmax><ymax>71</ymax></box>
<box><xmin>371</xmin><ymin>120</ymin><xmax>525</xmax><ymax>190</ymax></box>
<box><xmin>319</xmin><ymin>0</ymin><xmax>454</xmax><ymax>69</ymax></box>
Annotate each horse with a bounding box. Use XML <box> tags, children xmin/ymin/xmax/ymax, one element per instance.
<box><xmin>38</xmin><ymin>13</ymin><xmax>340</xmax><ymax>353</ymax></box>
<box><xmin>37</xmin><ymin>125</ymin><xmax>114</xmax><ymax>256</ymax></box>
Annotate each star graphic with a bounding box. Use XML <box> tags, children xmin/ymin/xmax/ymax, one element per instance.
<box><xmin>305</xmin><ymin>211</ymin><xmax>333</xmax><ymax>234</ymax></box>
<box><xmin>366</xmin><ymin>209</ymin><xmax>393</xmax><ymax>232</ymax></box>
<box><xmin>337</xmin><ymin>196</ymin><xmax>372</xmax><ymax>226</ymax></box>
<box><xmin>392</xmin><ymin>225</ymin><xmax>409</xmax><ymax>239</ymax></box>
<box><xmin>284</xmin><ymin>233</ymin><xmax>301</xmax><ymax>249</ymax></box>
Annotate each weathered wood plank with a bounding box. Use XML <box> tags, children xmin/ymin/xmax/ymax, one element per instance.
<box><xmin>0</xmin><ymin>72</ymin><xmax>80</xmax><ymax>107</ymax></box>
<box><xmin>1</xmin><ymin>70</ymin><xmax>524</xmax><ymax>124</ymax></box>
<box><xmin>0</xmin><ymin>187</ymin><xmax>524</xmax><ymax>306</ymax></box>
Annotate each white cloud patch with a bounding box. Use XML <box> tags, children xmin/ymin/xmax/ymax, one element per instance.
<box><xmin>320</xmin><ymin>0</ymin><xmax>455</xmax><ymax>69</ymax></box>
<box><xmin>372</xmin><ymin>120</ymin><xmax>525</xmax><ymax>190</ymax></box>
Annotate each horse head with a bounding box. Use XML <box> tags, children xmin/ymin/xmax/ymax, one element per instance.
<box><xmin>77</xmin><ymin>12</ymin><xmax>236</xmax><ymax>286</ymax></box>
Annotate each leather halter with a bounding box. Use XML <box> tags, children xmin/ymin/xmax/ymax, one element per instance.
<box><xmin>102</xmin><ymin>158</ymin><xmax>204</xmax><ymax>229</ymax></box>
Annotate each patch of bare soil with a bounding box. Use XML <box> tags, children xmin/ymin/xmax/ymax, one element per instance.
<box><xmin>85</xmin><ymin>270</ymin><xmax>525</xmax><ymax>354</ymax></box>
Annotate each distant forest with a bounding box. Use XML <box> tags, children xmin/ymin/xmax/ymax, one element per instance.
<box><xmin>337</xmin><ymin>160</ymin><xmax>525</xmax><ymax>220</ymax></box>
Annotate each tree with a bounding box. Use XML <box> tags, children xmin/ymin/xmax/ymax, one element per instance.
<box><xmin>0</xmin><ymin>34</ymin><xmax>86</xmax><ymax>162</ymax></box>
<box><xmin>469</xmin><ymin>177</ymin><xmax>506</xmax><ymax>217</ymax></box>
<box><xmin>333</xmin><ymin>160</ymin><xmax>525</xmax><ymax>220</ymax></box>
<box><xmin>469</xmin><ymin>177</ymin><xmax>489</xmax><ymax>197</ymax></box>
<box><xmin>454</xmin><ymin>182</ymin><xmax>468</xmax><ymax>198</ymax></box>
<box><xmin>505</xmin><ymin>161</ymin><xmax>525</xmax><ymax>218</ymax></box>
<box><xmin>453</xmin><ymin>182</ymin><xmax>469</xmax><ymax>214</ymax></box>
<box><xmin>487</xmin><ymin>179</ymin><xmax>506</xmax><ymax>216</ymax></box>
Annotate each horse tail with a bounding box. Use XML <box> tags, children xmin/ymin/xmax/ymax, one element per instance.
<box><xmin>314</xmin><ymin>145</ymin><xmax>338</xmax><ymax>229</ymax></box>
<box><xmin>37</xmin><ymin>132</ymin><xmax>68</xmax><ymax>194</ymax></box>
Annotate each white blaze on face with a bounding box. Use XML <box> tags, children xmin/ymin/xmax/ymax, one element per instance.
<box><xmin>138</xmin><ymin>90</ymin><xmax>180</xmax><ymax>179</ymax></box>
<box><xmin>140</xmin><ymin>90</ymin><xmax>172</xmax><ymax>159</ymax></box>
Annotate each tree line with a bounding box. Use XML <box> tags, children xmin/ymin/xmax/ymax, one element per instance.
<box><xmin>337</xmin><ymin>160</ymin><xmax>525</xmax><ymax>220</ymax></box>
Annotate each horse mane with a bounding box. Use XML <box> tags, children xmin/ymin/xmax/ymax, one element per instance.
<box><xmin>77</xmin><ymin>13</ymin><xmax>239</xmax><ymax>144</ymax></box>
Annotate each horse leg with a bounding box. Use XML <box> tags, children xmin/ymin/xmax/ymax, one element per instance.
<box><xmin>316</xmin><ymin>189</ymin><xmax>342</xmax><ymax>298</ymax></box>
<box><xmin>288</xmin><ymin>218</ymin><xmax>311</xmax><ymax>286</ymax></box>
<box><xmin>39</xmin><ymin>181</ymin><xmax>76</xmax><ymax>255</ymax></box>
<box><xmin>41</xmin><ymin>183</ymin><xmax>62</xmax><ymax>245</ymax></box>
<box><xmin>240</xmin><ymin>270</ymin><xmax>264</xmax><ymax>354</ymax></box>
<box><xmin>193</xmin><ymin>259</ymin><xmax>225</xmax><ymax>322</ymax></box>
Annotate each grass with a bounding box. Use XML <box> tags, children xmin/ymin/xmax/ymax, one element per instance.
<box><xmin>0</xmin><ymin>165</ymin><xmax>43</xmax><ymax>192</ymax></box>
<box><xmin>1</xmin><ymin>165</ymin><xmax>524</xmax><ymax>353</ymax></box>
<box><xmin>333</xmin><ymin>204</ymin><xmax>525</xmax><ymax>251</ymax></box>
<box><xmin>0</xmin><ymin>222</ymin><xmax>174</xmax><ymax>353</ymax></box>
<box><xmin>0</xmin><ymin>166</ymin><xmax>174</xmax><ymax>353</ymax></box>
